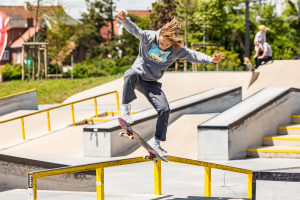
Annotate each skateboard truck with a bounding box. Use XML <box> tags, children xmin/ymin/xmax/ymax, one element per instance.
<box><xmin>119</xmin><ymin>131</ymin><xmax>159</xmax><ymax>163</ymax></box>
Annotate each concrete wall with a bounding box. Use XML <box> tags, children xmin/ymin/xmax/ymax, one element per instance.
<box><xmin>256</xmin><ymin>180</ymin><xmax>300</xmax><ymax>200</ymax></box>
<box><xmin>84</xmin><ymin>87</ymin><xmax>242</xmax><ymax>158</ymax></box>
<box><xmin>0</xmin><ymin>90</ymin><xmax>38</xmax><ymax>116</ymax></box>
<box><xmin>198</xmin><ymin>88</ymin><xmax>300</xmax><ymax>160</ymax></box>
<box><xmin>0</xmin><ymin>156</ymin><xmax>96</xmax><ymax>192</ymax></box>
<box><xmin>253</xmin><ymin>167</ymin><xmax>300</xmax><ymax>200</ymax></box>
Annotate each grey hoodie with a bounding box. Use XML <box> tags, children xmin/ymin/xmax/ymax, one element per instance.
<box><xmin>120</xmin><ymin>17</ymin><xmax>214</xmax><ymax>81</ymax></box>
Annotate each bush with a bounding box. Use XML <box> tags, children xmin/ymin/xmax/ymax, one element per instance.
<box><xmin>1</xmin><ymin>63</ymin><xmax>24</xmax><ymax>81</ymax></box>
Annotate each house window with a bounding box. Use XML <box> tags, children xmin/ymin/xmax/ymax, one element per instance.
<box><xmin>17</xmin><ymin>49</ymin><xmax>21</xmax><ymax>63</ymax></box>
<box><xmin>2</xmin><ymin>50</ymin><xmax>9</xmax><ymax>60</ymax></box>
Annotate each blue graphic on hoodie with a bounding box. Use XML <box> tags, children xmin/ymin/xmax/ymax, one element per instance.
<box><xmin>148</xmin><ymin>45</ymin><xmax>171</xmax><ymax>63</ymax></box>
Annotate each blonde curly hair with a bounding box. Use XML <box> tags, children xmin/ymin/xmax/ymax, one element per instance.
<box><xmin>160</xmin><ymin>18</ymin><xmax>184</xmax><ymax>50</ymax></box>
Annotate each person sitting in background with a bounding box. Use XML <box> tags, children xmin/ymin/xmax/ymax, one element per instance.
<box><xmin>253</xmin><ymin>37</ymin><xmax>272</xmax><ymax>69</ymax></box>
<box><xmin>254</xmin><ymin>25</ymin><xmax>267</xmax><ymax>55</ymax></box>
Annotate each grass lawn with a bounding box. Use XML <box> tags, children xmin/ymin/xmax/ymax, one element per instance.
<box><xmin>0</xmin><ymin>75</ymin><xmax>123</xmax><ymax>104</ymax></box>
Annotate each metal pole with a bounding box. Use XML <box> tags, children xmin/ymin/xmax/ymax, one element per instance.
<box><xmin>22</xmin><ymin>45</ymin><xmax>25</xmax><ymax>81</ymax></box>
<box><xmin>71</xmin><ymin>53</ymin><xmax>73</xmax><ymax>79</ymax></box>
<box><xmin>204</xmin><ymin>167</ymin><xmax>211</xmax><ymax>197</ymax></box>
<box><xmin>245</xmin><ymin>0</ymin><xmax>250</xmax><ymax>58</ymax></box>
<box><xmin>96</xmin><ymin>168</ymin><xmax>104</xmax><ymax>200</ymax></box>
<box><xmin>154</xmin><ymin>160</ymin><xmax>161</xmax><ymax>195</ymax></box>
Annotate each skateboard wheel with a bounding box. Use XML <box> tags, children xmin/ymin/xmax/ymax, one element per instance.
<box><xmin>153</xmin><ymin>159</ymin><xmax>158</xmax><ymax>163</ymax></box>
<box><xmin>119</xmin><ymin>132</ymin><xmax>124</xmax><ymax>137</ymax></box>
<box><xmin>129</xmin><ymin>136</ymin><xmax>134</xmax><ymax>140</ymax></box>
<box><xmin>143</xmin><ymin>155</ymin><xmax>150</xmax><ymax>160</ymax></box>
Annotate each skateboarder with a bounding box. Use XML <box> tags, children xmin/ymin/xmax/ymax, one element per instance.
<box><xmin>115</xmin><ymin>10</ymin><xmax>224</xmax><ymax>160</ymax></box>
<box><xmin>253</xmin><ymin>37</ymin><xmax>272</xmax><ymax>69</ymax></box>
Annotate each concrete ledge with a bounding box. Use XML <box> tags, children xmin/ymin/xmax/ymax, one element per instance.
<box><xmin>0</xmin><ymin>89</ymin><xmax>38</xmax><ymax>116</ymax></box>
<box><xmin>83</xmin><ymin>87</ymin><xmax>242</xmax><ymax>158</ymax></box>
<box><xmin>198</xmin><ymin>87</ymin><xmax>300</xmax><ymax>160</ymax></box>
<box><xmin>253</xmin><ymin>167</ymin><xmax>300</xmax><ymax>200</ymax></box>
<box><xmin>0</xmin><ymin>154</ymin><xmax>96</xmax><ymax>191</ymax></box>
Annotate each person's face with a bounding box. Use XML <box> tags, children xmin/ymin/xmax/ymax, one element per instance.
<box><xmin>159</xmin><ymin>35</ymin><xmax>172</xmax><ymax>50</ymax></box>
<box><xmin>259</xmin><ymin>29</ymin><xmax>265</xmax><ymax>33</ymax></box>
<box><xmin>259</xmin><ymin>40</ymin><xmax>264</xmax><ymax>45</ymax></box>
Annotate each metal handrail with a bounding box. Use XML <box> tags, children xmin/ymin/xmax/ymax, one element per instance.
<box><xmin>27</xmin><ymin>156</ymin><xmax>253</xmax><ymax>200</ymax></box>
<box><xmin>0</xmin><ymin>90</ymin><xmax>120</xmax><ymax>140</ymax></box>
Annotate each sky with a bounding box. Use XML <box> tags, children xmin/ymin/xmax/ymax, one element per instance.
<box><xmin>1</xmin><ymin>0</ymin><xmax>299</xmax><ymax>20</ymax></box>
<box><xmin>1</xmin><ymin>0</ymin><xmax>157</xmax><ymax>19</ymax></box>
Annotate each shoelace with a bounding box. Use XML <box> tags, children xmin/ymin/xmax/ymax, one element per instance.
<box><xmin>159</xmin><ymin>146</ymin><xmax>167</xmax><ymax>153</ymax></box>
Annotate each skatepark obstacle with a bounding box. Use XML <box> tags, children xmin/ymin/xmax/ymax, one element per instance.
<box><xmin>0</xmin><ymin>90</ymin><xmax>120</xmax><ymax>140</ymax></box>
<box><xmin>0</xmin><ymin>89</ymin><xmax>38</xmax><ymax>116</ymax></box>
<box><xmin>27</xmin><ymin>156</ymin><xmax>253</xmax><ymax>200</ymax></box>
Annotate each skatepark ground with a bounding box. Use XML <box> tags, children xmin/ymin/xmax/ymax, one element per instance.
<box><xmin>1</xmin><ymin>60</ymin><xmax>300</xmax><ymax>199</ymax></box>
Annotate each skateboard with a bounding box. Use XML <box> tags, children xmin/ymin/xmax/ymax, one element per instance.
<box><xmin>244</xmin><ymin>57</ymin><xmax>255</xmax><ymax>71</ymax></box>
<box><xmin>118</xmin><ymin>117</ymin><xmax>168</xmax><ymax>163</ymax></box>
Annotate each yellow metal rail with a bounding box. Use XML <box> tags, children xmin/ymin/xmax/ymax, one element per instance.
<box><xmin>27</xmin><ymin>156</ymin><xmax>253</xmax><ymax>200</ymax></box>
<box><xmin>0</xmin><ymin>91</ymin><xmax>120</xmax><ymax>140</ymax></box>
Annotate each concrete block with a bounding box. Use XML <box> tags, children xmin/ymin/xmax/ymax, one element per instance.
<box><xmin>84</xmin><ymin>87</ymin><xmax>242</xmax><ymax>158</ymax></box>
<box><xmin>198</xmin><ymin>88</ymin><xmax>300</xmax><ymax>160</ymax></box>
<box><xmin>0</xmin><ymin>90</ymin><xmax>38</xmax><ymax>116</ymax></box>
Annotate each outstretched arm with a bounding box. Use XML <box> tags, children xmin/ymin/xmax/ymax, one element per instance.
<box><xmin>178</xmin><ymin>47</ymin><xmax>225</xmax><ymax>64</ymax></box>
<box><xmin>115</xmin><ymin>11</ymin><xmax>147</xmax><ymax>43</ymax></box>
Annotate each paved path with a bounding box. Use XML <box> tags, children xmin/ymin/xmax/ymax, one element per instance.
<box><xmin>0</xmin><ymin>190</ymin><xmax>247</xmax><ymax>200</ymax></box>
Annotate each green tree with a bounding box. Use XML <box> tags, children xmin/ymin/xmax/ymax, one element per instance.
<box><xmin>45</xmin><ymin>4</ymin><xmax>72</xmax><ymax>74</ymax></box>
<box><xmin>75</xmin><ymin>0</ymin><xmax>107</xmax><ymax>59</ymax></box>
<box><xmin>148</xmin><ymin>0</ymin><xmax>178</xmax><ymax>30</ymax></box>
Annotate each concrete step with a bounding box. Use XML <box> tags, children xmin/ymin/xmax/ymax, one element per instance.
<box><xmin>277</xmin><ymin>124</ymin><xmax>300</xmax><ymax>135</ymax></box>
<box><xmin>247</xmin><ymin>146</ymin><xmax>300</xmax><ymax>158</ymax></box>
<box><xmin>292</xmin><ymin>115</ymin><xmax>300</xmax><ymax>124</ymax></box>
<box><xmin>263</xmin><ymin>135</ymin><xmax>300</xmax><ymax>147</ymax></box>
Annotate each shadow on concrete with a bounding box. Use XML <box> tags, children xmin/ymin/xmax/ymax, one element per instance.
<box><xmin>151</xmin><ymin>195</ymin><xmax>247</xmax><ymax>200</ymax></box>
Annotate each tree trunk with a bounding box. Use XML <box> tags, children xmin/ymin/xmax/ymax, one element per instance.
<box><xmin>32</xmin><ymin>48</ymin><xmax>36</xmax><ymax>80</ymax></box>
<box><xmin>183</xmin><ymin>0</ymin><xmax>188</xmax><ymax>72</ymax></box>
<box><xmin>33</xmin><ymin>0</ymin><xmax>40</xmax><ymax>42</ymax></box>
<box><xmin>38</xmin><ymin>47</ymin><xmax>41</xmax><ymax>80</ymax></box>
<box><xmin>110</xmin><ymin>0</ymin><xmax>114</xmax><ymax>40</ymax></box>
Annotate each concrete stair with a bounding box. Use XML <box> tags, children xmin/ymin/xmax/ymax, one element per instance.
<box><xmin>247</xmin><ymin>115</ymin><xmax>300</xmax><ymax>158</ymax></box>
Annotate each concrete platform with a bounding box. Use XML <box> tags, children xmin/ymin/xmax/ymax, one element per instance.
<box><xmin>263</xmin><ymin>135</ymin><xmax>300</xmax><ymax>146</ymax></box>
<box><xmin>247</xmin><ymin>146</ymin><xmax>300</xmax><ymax>158</ymax></box>
<box><xmin>0</xmin><ymin>189</ymin><xmax>248</xmax><ymax>200</ymax></box>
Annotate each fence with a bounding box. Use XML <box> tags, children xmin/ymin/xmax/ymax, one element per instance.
<box><xmin>27</xmin><ymin>156</ymin><xmax>253</xmax><ymax>200</ymax></box>
<box><xmin>0</xmin><ymin>91</ymin><xmax>120</xmax><ymax>140</ymax></box>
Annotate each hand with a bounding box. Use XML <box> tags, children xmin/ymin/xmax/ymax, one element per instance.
<box><xmin>253</xmin><ymin>55</ymin><xmax>257</xmax><ymax>58</ymax></box>
<box><xmin>114</xmin><ymin>10</ymin><xmax>126</xmax><ymax>20</ymax></box>
<box><xmin>258</xmin><ymin>56</ymin><xmax>264</xmax><ymax>59</ymax></box>
<box><xmin>212</xmin><ymin>53</ymin><xmax>225</xmax><ymax>63</ymax></box>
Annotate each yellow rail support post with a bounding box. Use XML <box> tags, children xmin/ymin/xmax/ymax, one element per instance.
<box><xmin>94</xmin><ymin>98</ymin><xmax>98</xmax><ymax>117</ymax></box>
<box><xmin>96</xmin><ymin>168</ymin><xmax>104</xmax><ymax>200</ymax></box>
<box><xmin>46</xmin><ymin>111</ymin><xmax>51</xmax><ymax>132</ymax></box>
<box><xmin>21</xmin><ymin>118</ymin><xmax>25</xmax><ymax>140</ymax></box>
<box><xmin>204</xmin><ymin>167</ymin><xmax>211</xmax><ymax>197</ymax></box>
<box><xmin>71</xmin><ymin>104</ymin><xmax>75</xmax><ymax>126</ymax></box>
<box><xmin>28</xmin><ymin>173</ymin><xmax>37</xmax><ymax>200</ymax></box>
<box><xmin>115</xmin><ymin>91</ymin><xmax>120</xmax><ymax>111</ymax></box>
<box><xmin>248</xmin><ymin>174</ymin><xmax>252</xmax><ymax>199</ymax></box>
<box><xmin>154</xmin><ymin>160</ymin><xmax>162</xmax><ymax>195</ymax></box>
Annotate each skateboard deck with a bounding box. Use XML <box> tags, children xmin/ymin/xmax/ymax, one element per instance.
<box><xmin>244</xmin><ymin>57</ymin><xmax>255</xmax><ymax>71</ymax></box>
<box><xmin>118</xmin><ymin>117</ymin><xmax>168</xmax><ymax>163</ymax></box>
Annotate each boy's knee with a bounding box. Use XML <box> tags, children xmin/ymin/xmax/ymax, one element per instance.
<box><xmin>124</xmin><ymin>70</ymin><xmax>139</xmax><ymax>81</ymax></box>
<box><xmin>161</xmin><ymin>105</ymin><xmax>170</xmax><ymax>114</ymax></box>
